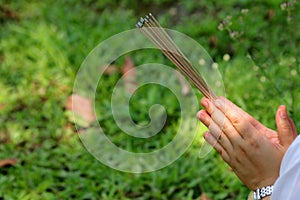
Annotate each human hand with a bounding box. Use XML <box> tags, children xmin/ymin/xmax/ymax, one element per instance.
<box><xmin>197</xmin><ymin>96</ymin><xmax>297</xmax><ymax>190</ymax></box>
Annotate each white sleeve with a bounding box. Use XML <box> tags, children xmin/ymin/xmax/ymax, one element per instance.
<box><xmin>271</xmin><ymin>135</ymin><xmax>300</xmax><ymax>200</ymax></box>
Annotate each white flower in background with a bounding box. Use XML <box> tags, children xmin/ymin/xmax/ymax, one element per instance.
<box><xmin>241</xmin><ymin>9</ymin><xmax>249</xmax><ymax>14</ymax></box>
<box><xmin>223</xmin><ymin>54</ymin><xmax>230</xmax><ymax>61</ymax></box>
<box><xmin>260</xmin><ymin>76</ymin><xmax>266</xmax><ymax>82</ymax></box>
<box><xmin>291</xmin><ymin>69</ymin><xmax>297</xmax><ymax>76</ymax></box>
<box><xmin>253</xmin><ymin>65</ymin><xmax>259</xmax><ymax>71</ymax></box>
<box><xmin>212</xmin><ymin>62</ymin><xmax>218</xmax><ymax>69</ymax></box>
<box><xmin>198</xmin><ymin>58</ymin><xmax>206</xmax><ymax>66</ymax></box>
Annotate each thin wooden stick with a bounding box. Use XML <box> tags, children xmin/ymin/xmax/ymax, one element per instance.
<box><xmin>136</xmin><ymin>13</ymin><xmax>216</xmax><ymax>100</ymax></box>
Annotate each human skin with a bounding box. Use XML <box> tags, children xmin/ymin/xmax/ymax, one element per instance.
<box><xmin>197</xmin><ymin>96</ymin><xmax>297</xmax><ymax>191</ymax></box>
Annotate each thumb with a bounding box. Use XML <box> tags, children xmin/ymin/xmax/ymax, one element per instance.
<box><xmin>276</xmin><ymin>105</ymin><xmax>297</xmax><ymax>147</ymax></box>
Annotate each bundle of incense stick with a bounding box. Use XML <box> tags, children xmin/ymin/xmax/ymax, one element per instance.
<box><xmin>136</xmin><ymin>13</ymin><xmax>217</xmax><ymax>101</ymax></box>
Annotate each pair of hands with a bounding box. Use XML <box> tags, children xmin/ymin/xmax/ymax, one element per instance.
<box><xmin>197</xmin><ymin>96</ymin><xmax>297</xmax><ymax>190</ymax></box>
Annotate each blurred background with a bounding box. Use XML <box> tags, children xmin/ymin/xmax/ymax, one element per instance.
<box><xmin>1</xmin><ymin>0</ymin><xmax>299</xmax><ymax>199</ymax></box>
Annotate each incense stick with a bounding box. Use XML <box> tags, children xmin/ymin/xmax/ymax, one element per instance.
<box><xmin>136</xmin><ymin>13</ymin><xmax>217</xmax><ymax>101</ymax></box>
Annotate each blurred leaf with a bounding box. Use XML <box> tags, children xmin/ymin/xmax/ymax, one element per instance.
<box><xmin>102</xmin><ymin>64</ymin><xmax>119</xmax><ymax>75</ymax></box>
<box><xmin>122</xmin><ymin>55</ymin><xmax>137</xmax><ymax>93</ymax></box>
<box><xmin>199</xmin><ymin>192</ymin><xmax>211</xmax><ymax>200</ymax></box>
<box><xmin>66</xmin><ymin>94</ymin><xmax>96</xmax><ymax>127</ymax></box>
<box><xmin>0</xmin><ymin>158</ymin><xmax>17</xmax><ymax>168</ymax></box>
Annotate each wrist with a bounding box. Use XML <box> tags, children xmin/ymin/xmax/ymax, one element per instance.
<box><xmin>253</xmin><ymin>185</ymin><xmax>273</xmax><ymax>200</ymax></box>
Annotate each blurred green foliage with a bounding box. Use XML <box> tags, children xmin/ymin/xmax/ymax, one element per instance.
<box><xmin>0</xmin><ymin>0</ymin><xmax>299</xmax><ymax>199</ymax></box>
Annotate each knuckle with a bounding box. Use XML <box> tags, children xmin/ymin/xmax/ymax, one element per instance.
<box><xmin>279</xmin><ymin>121</ymin><xmax>291</xmax><ymax>130</ymax></box>
<box><xmin>231</xmin><ymin>153</ymin><xmax>242</xmax><ymax>164</ymax></box>
<box><xmin>217</xmin><ymin>148</ymin><xmax>222</xmax><ymax>155</ymax></box>
<box><xmin>231</xmin><ymin>115</ymin><xmax>240</xmax><ymax>126</ymax></box>
<box><xmin>227</xmin><ymin>110</ymin><xmax>240</xmax><ymax>126</ymax></box>
<box><xmin>221</xmin><ymin>121</ymin><xmax>230</xmax><ymax>132</ymax></box>
<box><xmin>230</xmin><ymin>147</ymin><xmax>245</xmax><ymax>164</ymax></box>
<box><xmin>247</xmin><ymin>137</ymin><xmax>259</xmax><ymax>149</ymax></box>
<box><xmin>210</xmin><ymin>107</ymin><xmax>216</xmax><ymax>117</ymax></box>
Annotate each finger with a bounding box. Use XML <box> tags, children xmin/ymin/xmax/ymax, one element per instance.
<box><xmin>201</xmin><ymin>97</ymin><xmax>243</xmax><ymax>146</ymax></box>
<box><xmin>197</xmin><ymin>109</ymin><xmax>220</xmax><ymax>144</ymax></box>
<box><xmin>197</xmin><ymin>110</ymin><xmax>233</xmax><ymax>151</ymax></box>
<box><xmin>221</xmin><ymin>97</ymin><xmax>280</xmax><ymax>144</ymax></box>
<box><xmin>208</xmin><ymin>121</ymin><xmax>234</xmax><ymax>152</ymax></box>
<box><xmin>219</xmin><ymin>97</ymin><xmax>273</xmax><ymax>134</ymax></box>
<box><xmin>201</xmin><ymin>97</ymin><xmax>230</xmax><ymax>134</ymax></box>
<box><xmin>203</xmin><ymin>131</ymin><xmax>230</xmax><ymax>162</ymax></box>
<box><xmin>197</xmin><ymin>110</ymin><xmax>211</xmax><ymax>127</ymax></box>
<box><xmin>201</xmin><ymin>97</ymin><xmax>218</xmax><ymax>117</ymax></box>
<box><xmin>214</xmin><ymin>97</ymin><xmax>258</xmax><ymax>139</ymax></box>
<box><xmin>276</xmin><ymin>105</ymin><xmax>297</xmax><ymax>147</ymax></box>
<box><xmin>219</xmin><ymin>97</ymin><xmax>264</xmax><ymax>130</ymax></box>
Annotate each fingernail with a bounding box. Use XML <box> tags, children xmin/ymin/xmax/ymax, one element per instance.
<box><xmin>197</xmin><ymin>111</ymin><xmax>206</xmax><ymax>122</ymax></box>
<box><xmin>197</xmin><ymin>111</ymin><xmax>201</xmax><ymax>119</ymax></box>
<box><xmin>280</xmin><ymin>109</ymin><xmax>287</xmax><ymax>119</ymax></box>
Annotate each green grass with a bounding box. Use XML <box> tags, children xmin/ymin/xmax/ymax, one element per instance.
<box><xmin>0</xmin><ymin>0</ymin><xmax>299</xmax><ymax>199</ymax></box>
